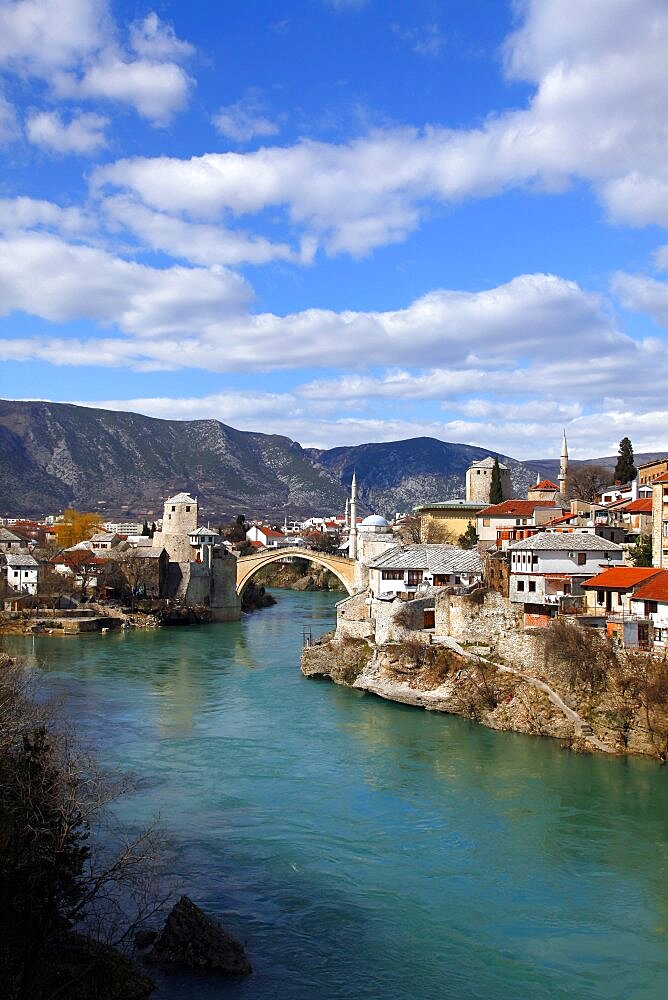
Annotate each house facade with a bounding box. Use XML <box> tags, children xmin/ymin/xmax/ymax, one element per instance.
<box><xmin>5</xmin><ymin>553</ymin><xmax>39</xmax><ymax>594</ymax></box>
<box><xmin>367</xmin><ymin>544</ymin><xmax>483</xmax><ymax>600</ymax></box>
<box><xmin>630</xmin><ymin>571</ymin><xmax>668</xmax><ymax>648</ymax></box>
<box><xmin>508</xmin><ymin>531</ymin><xmax>624</xmax><ymax>625</ymax></box>
<box><xmin>476</xmin><ymin>499</ymin><xmax>563</xmax><ymax>548</ymax></box>
<box><xmin>652</xmin><ymin>473</ymin><xmax>668</xmax><ymax>568</ymax></box>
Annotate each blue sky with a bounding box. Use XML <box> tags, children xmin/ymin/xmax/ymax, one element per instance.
<box><xmin>0</xmin><ymin>0</ymin><xmax>667</xmax><ymax>460</ymax></box>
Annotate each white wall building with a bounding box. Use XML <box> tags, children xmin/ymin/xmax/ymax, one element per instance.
<box><xmin>508</xmin><ymin>531</ymin><xmax>624</xmax><ymax>622</ymax></box>
<box><xmin>367</xmin><ymin>544</ymin><xmax>483</xmax><ymax>599</ymax></box>
<box><xmin>5</xmin><ymin>553</ymin><xmax>39</xmax><ymax>594</ymax></box>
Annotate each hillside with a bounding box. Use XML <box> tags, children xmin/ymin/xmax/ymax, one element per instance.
<box><xmin>306</xmin><ymin>438</ymin><xmax>538</xmax><ymax>515</ymax></box>
<box><xmin>3</xmin><ymin>399</ymin><xmax>661</xmax><ymax>521</ymax></box>
<box><xmin>0</xmin><ymin>401</ymin><xmax>348</xmax><ymax>521</ymax></box>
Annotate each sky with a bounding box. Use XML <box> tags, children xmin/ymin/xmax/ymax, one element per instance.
<box><xmin>0</xmin><ymin>0</ymin><xmax>667</xmax><ymax>461</ymax></box>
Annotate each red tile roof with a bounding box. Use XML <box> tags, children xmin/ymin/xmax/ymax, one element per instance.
<box><xmin>654</xmin><ymin>472</ymin><xmax>668</xmax><ymax>483</ymax></box>
<box><xmin>631</xmin><ymin>570</ymin><xmax>668</xmax><ymax>603</ymax></box>
<box><xmin>478</xmin><ymin>500</ymin><xmax>557</xmax><ymax>517</ymax></box>
<box><xmin>623</xmin><ymin>499</ymin><xmax>653</xmax><ymax>513</ymax></box>
<box><xmin>581</xmin><ymin>567</ymin><xmax>663</xmax><ymax>590</ymax></box>
<box><xmin>532</xmin><ymin>479</ymin><xmax>558</xmax><ymax>490</ymax></box>
<box><xmin>545</xmin><ymin>512</ymin><xmax>577</xmax><ymax>525</ymax></box>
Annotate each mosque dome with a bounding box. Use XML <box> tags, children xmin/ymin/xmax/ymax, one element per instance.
<box><xmin>360</xmin><ymin>514</ymin><xmax>390</xmax><ymax>532</ymax></box>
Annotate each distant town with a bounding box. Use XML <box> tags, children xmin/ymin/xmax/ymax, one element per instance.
<box><xmin>2</xmin><ymin>435</ymin><xmax>667</xmax><ymax>655</ymax></box>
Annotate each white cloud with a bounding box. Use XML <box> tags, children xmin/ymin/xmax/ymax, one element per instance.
<box><xmin>0</xmin><ymin>196</ymin><xmax>89</xmax><ymax>233</ymax></box>
<box><xmin>0</xmin><ymin>270</ymin><xmax>648</xmax><ymax>389</ymax></box>
<box><xmin>64</xmin><ymin>390</ymin><xmax>668</xmax><ymax>459</ymax></box>
<box><xmin>102</xmin><ymin>195</ymin><xmax>303</xmax><ymax>267</ymax></box>
<box><xmin>26</xmin><ymin>109</ymin><xmax>108</xmax><ymax>153</ymax></box>
<box><xmin>213</xmin><ymin>91</ymin><xmax>279</xmax><ymax>143</ymax></box>
<box><xmin>129</xmin><ymin>12</ymin><xmax>194</xmax><ymax>61</ymax></box>
<box><xmin>92</xmin><ymin>0</ymin><xmax>668</xmax><ymax>255</ymax></box>
<box><xmin>612</xmin><ymin>271</ymin><xmax>668</xmax><ymax>327</ymax></box>
<box><xmin>0</xmin><ymin>1</ymin><xmax>194</xmax><ymax>124</ymax></box>
<box><xmin>0</xmin><ymin>232</ymin><xmax>250</xmax><ymax>336</ymax></box>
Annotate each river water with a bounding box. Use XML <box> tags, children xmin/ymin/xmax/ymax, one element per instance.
<box><xmin>4</xmin><ymin>589</ymin><xmax>668</xmax><ymax>999</ymax></box>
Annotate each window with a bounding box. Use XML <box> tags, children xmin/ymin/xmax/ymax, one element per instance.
<box><xmin>14</xmin><ymin>570</ymin><xmax>18</xmax><ymax>577</ymax></box>
<box><xmin>517</xmin><ymin>580</ymin><xmax>525</xmax><ymax>592</ymax></box>
<box><xmin>381</xmin><ymin>570</ymin><xmax>404</xmax><ymax>580</ymax></box>
<box><xmin>646</xmin><ymin>601</ymin><xmax>658</xmax><ymax>615</ymax></box>
<box><xmin>407</xmin><ymin>571</ymin><xmax>423</xmax><ymax>585</ymax></box>
<box><xmin>528</xmin><ymin>581</ymin><xmax>536</xmax><ymax>592</ymax></box>
<box><xmin>186</xmin><ymin>505</ymin><xmax>191</xmax><ymax>512</ymax></box>
<box><xmin>597</xmin><ymin>590</ymin><xmax>604</xmax><ymax>605</ymax></box>
<box><xmin>483</xmin><ymin>518</ymin><xmax>490</xmax><ymax>527</ymax></box>
<box><xmin>515</xmin><ymin>519</ymin><xmax>521</xmax><ymax>526</ymax></box>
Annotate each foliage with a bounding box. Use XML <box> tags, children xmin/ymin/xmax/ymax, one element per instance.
<box><xmin>458</xmin><ymin>521</ymin><xmax>478</xmax><ymax>549</ymax></box>
<box><xmin>568</xmin><ymin>464</ymin><xmax>614</xmax><ymax>501</ymax></box>
<box><xmin>304</xmin><ymin>529</ymin><xmax>338</xmax><ymax>552</ymax></box>
<box><xmin>630</xmin><ymin>534</ymin><xmax>653</xmax><ymax>567</ymax></box>
<box><xmin>614</xmin><ymin>436</ymin><xmax>637</xmax><ymax>483</ymax></box>
<box><xmin>223</xmin><ymin>514</ymin><xmax>247</xmax><ymax>545</ymax></box>
<box><xmin>490</xmin><ymin>456</ymin><xmax>504</xmax><ymax>504</ymax></box>
<box><xmin>0</xmin><ymin>661</ymin><xmax>165</xmax><ymax>998</ymax></box>
<box><xmin>543</xmin><ymin>619</ymin><xmax>616</xmax><ymax>693</ymax></box>
<box><xmin>62</xmin><ymin>548</ymin><xmax>99</xmax><ymax>599</ymax></box>
<box><xmin>54</xmin><ymin>510</ymin><xmax>103</xmax><ymax>549</ymax></box>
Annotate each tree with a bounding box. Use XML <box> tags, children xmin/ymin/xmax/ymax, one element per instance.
<box><xmin>630</xmin><ymin>534</ymin><xmax>653</xmax><ymax>567</ymax></box>
<box><xmin>489</xmin><ymin>456</ymin><xmax>504</xmax><ymax>504</ymax></box>
<box><xmin>141</xmin><ymin>520</ymin><xmax>150</xmax><ymax>537</ymax></box>
<box><xmin>568</xmin><ymin>464</ymin><xmax>614</xmax><ymax>501</ymax></box>
<box><xmin>53</xmin><ymin>509</ymin><xmax>103</xmax><ymax>549</ymax></box>
<box><xmin>224</xmin><ymin>514</ymin><xmax>247</xmax><ymax>545</ymax></box>
<box><xmin>614</xmin><ymin>437</ymin><xmax>637</xmax><ymax>483</ymax></box>
<box><xmin>62</xmin><ymin>549</ymin><xmax>99</xmax><ymax>600</ymax></box>
<box><xmin>458</xmin><ymin>522</ymin><xmax>478</xmax><ymax>549</ymax></box>
<box><xmin>0</xmin><ymin>662</ymin><xmax>165</xmax><ymax>998</ymax></box>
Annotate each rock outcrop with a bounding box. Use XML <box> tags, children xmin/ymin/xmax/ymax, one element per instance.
<box><xmin>144</xmin><ymin>896</ymin><xmax>252</xmax><ymax>976</ymax></box>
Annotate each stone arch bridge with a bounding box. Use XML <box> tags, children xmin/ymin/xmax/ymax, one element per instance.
<box><xmin>235</xmin><ymin>547</ymin><xmax>356</xmax><ymax>597</ymax></box>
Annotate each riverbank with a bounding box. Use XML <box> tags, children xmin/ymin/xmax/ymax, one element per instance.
<box><xmin>301</xmin><ymin>589</ymin><xmax>668</xmax><ymax>760</ymax></box>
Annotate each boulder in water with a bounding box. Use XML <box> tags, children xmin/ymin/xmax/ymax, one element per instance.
<box><xmin>145</xmin><ymin>896</ymin><xmax>252</xmax><ymax>976</ymax></box>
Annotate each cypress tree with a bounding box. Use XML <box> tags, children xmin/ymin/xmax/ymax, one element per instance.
<box><xmin>490</xmin><ymin>456</ymin><xmax>504</xmax><ymax>504</ymax></box>
<box><xmin>614</xmin><ymin>437</ymin><xmax>637</xmax><ymax>483</ymax></box>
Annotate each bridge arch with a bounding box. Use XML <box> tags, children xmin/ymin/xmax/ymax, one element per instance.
<box><xmin>235</xmin><ymin>547</ymin><xmax>356</xmax><ymax>597</ymax></box>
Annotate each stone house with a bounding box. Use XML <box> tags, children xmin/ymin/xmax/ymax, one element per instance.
<box><xmin>476</xmin><ymin>499</ymin><xmax>564</xmax><ymax>549</ymax></box>
<box><xmin>630</xmin><ymin>571</ymin><xmax>668</xmax><ymax>648</ymax></box>
<box><xmin>508</xmin><ymin>531</ymin><xmax>624</xmax><ymax>625</ymax></box>
<box><xmin>367</xmin><ymin>544</ymin><xmax>483</xmax><ymax>600</ymax></box>
<box><xmin>0</xmin><ymin>526</ymin><xmax>27</xmax><ymax>553</ymax></box>
<box><xmin>651</xmin><ymin>472</ymin><xmax>668</xmax><ymax>568</ymax></box>
<box><xmin>580</xmin><ymin>566</ymin><xmax>663</xmax><ymax>616</ymax></box>
<box><xmin>5</xmin><ymin>552</ymin><xmax>39</xmax><ymax>595</ymax></box>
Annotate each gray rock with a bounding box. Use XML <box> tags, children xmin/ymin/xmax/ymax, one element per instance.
<box><xmin>145</xmin><ymin>896</ymin><xmax>252</xmax><ymax>976</ymax></box>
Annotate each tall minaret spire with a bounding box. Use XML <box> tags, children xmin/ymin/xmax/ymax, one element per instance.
<box><xmin>558</xmin><ymin>429</ymin><xmax>569</xmax><ymax>497</ymax></box>
<box><xmin>349</xmin><ymin>471</ymin><xmax>358</xmax><ymax>560</ymax></box>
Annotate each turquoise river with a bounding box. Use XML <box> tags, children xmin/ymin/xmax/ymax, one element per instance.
<box><xmin>3</xmin><ymin>588</ymin><xmax>668</xmax><ymax>999</ymax></box>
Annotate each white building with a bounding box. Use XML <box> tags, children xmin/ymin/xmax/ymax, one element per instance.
<box><xmin>508</xmin><ymin>531</ymin><xmax>624</xmax><ymax>623</ymax></box>
<box><xmin>367</xmin><ymin>544</ymin><xmax>483</xmax><ymax>599</ymax></box>
<box><xmin>630</xmin><ymin>570</ymin><xmax>668</xmax><ymax>648</ymax></box>
<box><xmin>246</xmin><ymin>525</ymin><xmax>291</xmax><ymax>549</ymax></box>
<box><xmin>5</xmin><ymin>553</ymin><xmax>39</xmax><ymax>594</ymax></box>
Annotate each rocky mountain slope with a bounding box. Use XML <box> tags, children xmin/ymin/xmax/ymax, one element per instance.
<box><xmin>0</xmin><ymin>400</ymin><xmax>348</xmax><ymax>521</ymax></box>
<box><xmin>4</xmin><ymin>399</ymin><xmax>661</xmax><ymax>520</ymax></box>
<box><xmin>306</xmin><ymin>438</ymin><xmax>538</xmax><ymax>515</ymax></box>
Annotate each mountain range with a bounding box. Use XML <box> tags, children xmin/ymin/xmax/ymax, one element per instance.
<box><xmin>0</xmin><ymin>400</ymin><xmax>665</xmax><ymax>521</ymax></box>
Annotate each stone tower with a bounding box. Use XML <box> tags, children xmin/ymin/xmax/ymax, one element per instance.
<box><xmin>156</xmin><ymin>492</ymin><xmax>198</xmax><ymax>562</ymax></box>
<box><xmin>558</xmin><ymin>430</ymin><xmax>569</xmax><ymax>498</ymax></box>
<box><xmin>465</xmin><ymin>457</ymin><xmax>512</xmax><ymax>503</ymax></box>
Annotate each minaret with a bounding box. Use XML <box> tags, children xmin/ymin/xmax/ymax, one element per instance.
<box><xmin>558</xmin><ymin>429</ymin><xmax>569</xmax><ymax>497</ymax></box>
<box><xmin>345</xmin><ymin>497</ymin><xmax>350</xmax><ymax>530</ymax></box>
<box><xmin>349</xmin><ymin>471</ymin><xmax>358</xmax><ymax>560</ymax></box>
